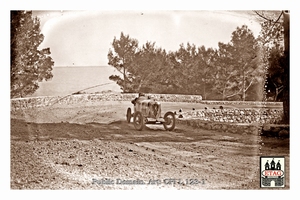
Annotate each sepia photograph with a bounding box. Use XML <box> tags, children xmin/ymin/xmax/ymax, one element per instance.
<box><xmin>6</xmin><ymin>1</ymin><xmax>297</xmax><ymax>197</ymax></box>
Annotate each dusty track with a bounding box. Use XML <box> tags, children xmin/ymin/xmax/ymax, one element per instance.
<box><xmin>10</xmin><ymin>101</ymin><xmax>289</xmax><ymax>189</ymax></box>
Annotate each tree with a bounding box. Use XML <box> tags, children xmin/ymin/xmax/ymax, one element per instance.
<box><xmin>255</xmin><ymin>10</ymin><xmax>289</xmax><ymax>123</ymax></box>
<box><xmin>129</xmin><ymin>42</ymin><xmax>171</xmax><ymax>93</ymax></box>
<box><xmin>266</xmin><ymin>47</ymin><xmax>285</xmax><ymax>101</ymax></box>
<box><xmin>170</xmin><ymin>43</ymin><xmax>200</xmax><ymax>94</ymax></box>
<box><xmin>196</xmin><ymin>46</ymin><xmax>216</xmax><ymax>99</ymax></box>
<box><xmin>11</xmin><ymin>10</ymin><xmax>54</xmax><ymax>98</ymax></box>
<box><xmin>231</xmin><ymin>25</ymin><xmax>262</xmax><ymax>101</ymax></box>
<box><xmin>213</xmin><ymin>42</ymin><xmax>238</xmax><ymax>100</ymax></box>
<box><xmin>256</xmin><ymin>11</ymin><xmax>285</xmax><ymax>101</ymax></box>
<box><xmin>107</xmin><ymin>32</ymin><xmax>139</xmax><ymax>93</ymax></box>
<box><xmin>213</xmin><ymin>25</ymin><xmax>262</xmax><ymax>100</ymax></box>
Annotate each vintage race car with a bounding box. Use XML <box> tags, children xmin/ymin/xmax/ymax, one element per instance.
<box><xmin>126</xmin><ymin>98</ymin><xmax>175</xmax><ymax>131</ymax></box>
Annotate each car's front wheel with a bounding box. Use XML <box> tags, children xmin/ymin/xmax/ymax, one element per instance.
<box><xmin>133</xmin><ymin>111</ymin><xmax>144</xmax><ymax>131</ymax></box>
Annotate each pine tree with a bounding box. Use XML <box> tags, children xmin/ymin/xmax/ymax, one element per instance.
<box><xmin>11</xmin><ymin>11</ymin><xmax>54</xmax><ymax>98</ymax></box>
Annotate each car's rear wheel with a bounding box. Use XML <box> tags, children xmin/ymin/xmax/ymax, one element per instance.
<box><xmin>133</xmin><ymin>111</ymin><xmax>144</xmax><ymax>131</ymax></box>
<box><xmin>163</xmin><ymin>111</ymin><xmax>175</xmax><ymax>131</ymax></box>
<box><xmin>126</xmin><ymin>107</ymin><xmax>132</xmax><ymax>123</ymax></box>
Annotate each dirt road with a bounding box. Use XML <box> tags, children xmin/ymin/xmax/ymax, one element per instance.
<box><xmin>10</xmin><ymin>101</ymin><xmax>289</xmax><ymax>189</ymax></box>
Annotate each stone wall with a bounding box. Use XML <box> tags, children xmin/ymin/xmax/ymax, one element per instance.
<box><xmin>200</xmin><ymin>100</ymin><xmax>282</xmax><ymax>106</ymax></box>
<box><xmin>10</xmin><ymin>93</ymin><xmax>203</xmax><ymax>110</ymax></box>
<box><xmin>11</xmin><ymin>93</ymin><xmax>283</xmax><ymax>124</ymax></box>
<box><xmin>178</xmin><ymin>108</ymin><xmax>283</xmax><ymax>124</ymax></box>
<box><xmin>11</xmin><ymin>93</ymin><xmax>282</xmax><ymax>111</ymax></box>
<box><xmin>176</xmin><ymin>119</ymin><xmax>289</xmax><ymax>137</ymax></box>
<box><xmin>175</xmin><ymin>108</ymin><xmax>287</xmax><ymax>137</ymax></box>
<box><xmin>10</xmin><ymin>93</ymin><xmax>288</xmax><ymax>137</ymax></box>
<box><xmin>176</xmin><ymin>119</ymin><xmax>261</xmax><ymax>135</ymax></box>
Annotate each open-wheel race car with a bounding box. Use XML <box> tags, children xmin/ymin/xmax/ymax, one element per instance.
<box><xmin>126</xmin><ymin>94</ymin><xmax>176</xmax><ymax>131</ymax></box>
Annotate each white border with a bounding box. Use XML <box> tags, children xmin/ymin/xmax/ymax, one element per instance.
<box><xmin>2</xmin><ymin>0</ymin><xmax>299</xmax><ymax>199</ymax></box>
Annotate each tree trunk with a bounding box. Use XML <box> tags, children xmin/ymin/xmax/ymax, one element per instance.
<box><xmin>203</xmin><ymin>81</ymin><xmax>206</xmax><ymax>100</ymax></box>
<box><xmin>123</xmin><ymin>66</ymin><xmax>126</xmax><ymax>92</ymax></box>
<box><xmin>222</xmin><ymin>88</ymin><xmax>226</xmax><ymax>101</ymax></box>
<box><xmin>282</xmin><ymin>11</ymin><xmax>290</xmax><ymax>124</ymax></box>
<box><xmin>242</xmin><ymin>69</ymin><xmax>246</xmax><ymax>101</ymax></box>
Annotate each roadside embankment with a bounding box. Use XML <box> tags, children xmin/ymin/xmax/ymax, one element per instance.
<box><xmin>10</xmin><ymin>93</ymin><xmax>282</xmax><ymax>110</ymax></box>
<box><xmin>11</xmin><ymin>93</ymin><xmax>287</xmax><ymax>137</ymax></box>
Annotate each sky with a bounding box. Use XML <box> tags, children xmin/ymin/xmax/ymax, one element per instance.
<box><xmin>32</xmin><ymin>10</ymin><xmax>262</xmax><ymax>67</ymax></box>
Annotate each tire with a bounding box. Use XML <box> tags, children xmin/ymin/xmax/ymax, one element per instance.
<box><xmin>133</xmin><ymin>111</ymin><xmax>144</xmax><ymax>131</ymax></box>
<box><xmin>126</xmin><ymin>107</ymin><xmax>132</xmax><ymax>123</ymax></box>
<box><xmin>163</xmin><ymin>111</ymin><xmax>175</xmax><ymax>131</ymax></box>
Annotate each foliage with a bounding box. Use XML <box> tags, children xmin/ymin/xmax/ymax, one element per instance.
<box><xmin>107</xmin><ymin>26</ymin><xmax>265</xmax><ymax>101</ymax></box>
<box><xmin>265</xmin><ymin>47</ymin><xmax>285</xmax><ymax>101</ymax></box>
<box><xmin>169</xmin><ymin>43</ymin><xmax>200</xmax><ymax>94</ymax></box>
<box><xmin>258</xmin><ymin>13</ymin><xmax>285</xmax><ymax>101</ymax></box>
<box><xmin>196</xmin><ymin>46</ymin><xmax>216</xmax><ymax>99</ymax></box>
<box><xmin>107</xmin><ymin>32</ymin><xmax>139</xmax><ymax>92</ymax></box>
<box><xmin>213</xmin><ymin>25</ymin><xmax>263</xmax><ymax>100</ymax></box>
<box><xmin>11</xmin><ymin>10</ymin><xmax>54</xmax><ymax>98</ymax></box>
<box><xmin>128</xmin><ymin>42</ymin><xmax>167</xmax><ymax>93</ymax></box>
<box><xmin>255</xmin><ymin>10</ymin><xmax>289</xmax><ymax>123</ymax></box>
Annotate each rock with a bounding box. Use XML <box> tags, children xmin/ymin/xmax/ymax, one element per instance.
<box><xmin>278</xmin><ymin>129</ymin><xmax>289</xmax><ymax>137</ymax></box>
<box><xmin>271</xmin><ymin>127</ymin><xmax>281</xmax><ymax>133</ymax></box>
<box><xmin>68</xmin><ymin>155</ymin><xmax>75</xmax><ymax>158</ymax></box>
<box><xmin>262</xmin><ymin>124</ymin><xmax>271</xmax><ymax>131</ymax></box>
<box><xmin>62</xmin><ymin>161</ymin><xmax>70</xmax><ymax>166</ymax></box>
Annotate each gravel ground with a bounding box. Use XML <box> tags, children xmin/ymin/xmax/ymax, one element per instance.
<box><xmin>10</xmin><ymin>101</ymin><xmax>289</xmax><ymax>190</ymax></box>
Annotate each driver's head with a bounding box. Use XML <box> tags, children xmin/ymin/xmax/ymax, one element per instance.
<box><xmin>139</xmin><ymin>92</ymin><xmax>145</xmax><ymax>97</ymax></box>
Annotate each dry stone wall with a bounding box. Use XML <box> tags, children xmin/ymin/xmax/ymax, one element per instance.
<box><xmin>200</xmin><ymin>100</ymin><xmax>281</xmax><ymax>106</ymax></box>
<box><xmin>10</xmin><ymin>93</ymin><xmax>204</xmax><ymax>110</ymax></box>
<box><xmin>175</xmin><ymin>108</ymin><xmax>287</xmax><ymax>137</ymax></box>
<box><xmin>11</xmin><ymin>93</ymin><xmax>287</xmax><ymax>137</ymax></box>
<box><xmin>178</xmin><ymin>108</ymin><xmax>283</xmax><ymax>124</ymax></box>
<box><xmin>10</xmin><ymin>93</ymin><xmax>282</xmax><ymax>110</ymax></box>
<box><xmin>11</xmin><ymin>93</ymin><xmax>283</xmax><ymax>124</ymax></box>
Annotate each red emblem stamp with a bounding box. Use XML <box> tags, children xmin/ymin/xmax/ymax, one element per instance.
<box><xmin>260</xmin><ymin>156</ymin><xmax>285</xmax><ymax>187</ymax></box>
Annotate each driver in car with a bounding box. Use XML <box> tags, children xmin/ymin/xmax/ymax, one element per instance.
<box><xmin>131</xmin><ymin>93</ymin><xmax>147</xmax><ymax>114</ymax></box>
<box><xmin>131</xmin><ymin>92</ymin><xmax>147</xmax><ymax>105</ymax></box>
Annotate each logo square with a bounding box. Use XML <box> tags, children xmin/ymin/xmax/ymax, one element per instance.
<box><xmin>260</xmin><ymin>156</ymin><xmax>285</xmax><ymax>188</ymax></box>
